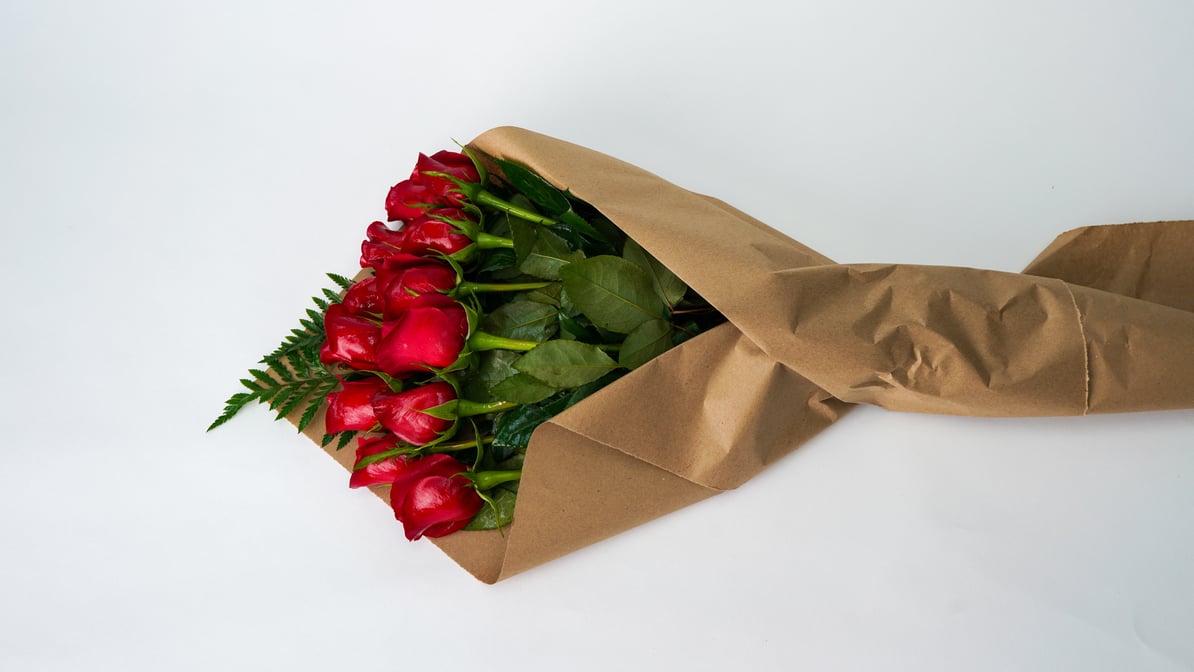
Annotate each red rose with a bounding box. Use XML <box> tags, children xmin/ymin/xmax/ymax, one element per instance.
<box><xmin>400</xmin><ymin>209</ymin><xmax>475</xmax><ymax>258</ymax></box>
<box><xmin>384</xmin><ymin>151</ymin><xmax>480</xmax><ymax>222</ymax></box>
<box><xmin>385</xmin><ymin>180</ymin><xmax>437</xmax><ymax>222</ymax></box>
<box><xmin>360</xmin><ymin>221</ymin><xmax>423</xmax><ymax>269</ymax></box>
<box><xmin>319</xmin><ymin>303</ymin><xmax>381</xmax><ymax>370</ymax></box>
<box><xmin>375</xmin><ymin>296</ymin><xmax>468</xmax><ymax>376</ymax></box>
<box><xmin>389</xmin><ymin>454</ymin><xmax>482</xmax><ymax>540</ymax></box>
<box><xmin>348</xmin><ymin>434</ymin><xmax>405</xmax><ymax>489</ymax></box>
<box><xmin>381</xmin><ymin>262</ymin><xmax>458</xmax><ymax>318</ymax></box>
<box><xmin>371</xmin><ymin>381</ymin><xmax>455</xmax><ymax>446</ymax></box>
<box><xmin>341</xmin><ymin>275</ymin><xmax>384</xmax><ymax>316</ymax></box>
<box><xmin>324</xmin><ymin>377</ymin><xmax>389</xmax><ymax>433</ymax></box>
<box><xmin>412</xmin><ymin>151</ymin><xmax>479</xmax><ymax>197</ymax></box>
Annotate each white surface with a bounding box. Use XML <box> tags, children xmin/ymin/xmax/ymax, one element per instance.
<box><xmin>2</xmin><ymin>1</ymin><xmax>1192</xmax><ymax>670</ymax></box>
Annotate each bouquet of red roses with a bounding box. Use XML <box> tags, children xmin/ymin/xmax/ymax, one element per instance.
<box><xmin>211</xmin><ymin>145</ymin><xmax>723</xmax><ymax>542</ymax></box>
<box><xmin>214</xmin><ymin>127</ymin><xmax>1194</xmax><ymax>583</ymax></box>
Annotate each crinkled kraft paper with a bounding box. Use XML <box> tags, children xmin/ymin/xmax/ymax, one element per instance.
<box><xmin>294</xmin><ymin>127</ymin><xmax>1194</xmax><ymax>583</ymax></box>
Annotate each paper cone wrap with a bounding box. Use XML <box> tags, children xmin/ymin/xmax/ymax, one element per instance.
<box><xmin>293</xmin><ymin>127</ymin><xmax>1193</xmax><ymax>583</ymax></box>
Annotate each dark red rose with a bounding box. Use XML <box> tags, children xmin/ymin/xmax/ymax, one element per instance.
<box><xmin>360</xmin><ymin>221</ymin><xmax>424</xmax><ymax>269</ymax></box>
<box><xmin>412</xmin><ymin>151</ymin><xmax>479</xmax><ymax>198</ymax></box>
<box><xmin>324</xmin><ymin>377</ymin><xmax>389</xmax><ymax>433</ymax></box>
<box><xmin>384</xmin><ymin>152</ymin><xmax>481</xmax><ymax>222</ymax></box>
<box><xmin>381</xmin><ymin>262</ymin><xmax>458</xmax><ymax>318</ymax></box>
<box><xmin>348</xmin><ymin>434</ymin><xmax>405</xmax><ymax>489</ymax></box>
<box><xmin>375</xmin><ymin>296</ymin><xmax>468</xmax><ymax>376</ymax></box>
<box><xmin>367</xmin><ymin>220</ymin><xmax>406</xmax><ymax>246</ymax></box>
<box><xmin>319</xmin><ymin>303</ymin><xmax>381</xmax><ymax>370</ymax></box>
<box><xmin>389</xmin><ymin>454</ymin><xmax>482</xmax><ymax>540</ymax></box>
<box><xmin>371</xmin><ymin>381</ymin><xmax>455</xmax><ymax>446</ymax></box>
<box><xmin>400</xmin><ymin>209</ymin><xmax>475</xmax><ymax>257</ymax></box>
<box><xmin>341</xmin><ymin>275</ymin><xmax>384</xmax><ymax>316</ymax></box>
<box><xmin>385</xmin><ymin>180</ymin><xmax>437</xmax><ymax>222</ymax></box>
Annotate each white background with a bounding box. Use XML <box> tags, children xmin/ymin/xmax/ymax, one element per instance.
<box><xmin>2</xmin><ymin>1</ymin><xmax>1192</xmax><ymax>670</ymax></box>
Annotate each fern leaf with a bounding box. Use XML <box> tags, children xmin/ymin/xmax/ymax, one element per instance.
<box><xmin>207</xmin><ymin>391</ymin><xmax>259</xmax><ymax>432</ymax></box>
<box><xmin>296</xmin><ymin>396</ymin><xmax>324</xmax><ymax>432</ymax></box>
<box><xmin>209</xmin><ymin>274</ymin><xmax>350</xmax><ymax>431</ymax></box>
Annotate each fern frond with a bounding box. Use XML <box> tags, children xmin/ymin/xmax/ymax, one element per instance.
<box><xmin>207</xmin><ymin>391</ymin><xmax>259</xmax><ymax>432</ymax></box>
<box><xmin>208</xmin><ymin>275</ymin><xmax>349</xmax><ymax>432</ymax></box>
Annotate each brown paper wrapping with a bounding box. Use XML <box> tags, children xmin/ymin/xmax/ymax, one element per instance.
<box><xmin>292</xmin><ymin>127</ymin><xmax>1194</xmax><ymax>583</ymax></box>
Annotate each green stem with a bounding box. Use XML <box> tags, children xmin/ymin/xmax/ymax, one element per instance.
<box><xmin>476</xmin><ymin>190</ymin><xmax>557</xmax><ymax>226</ymax></box>
<box><xmin>455</xmin><ymin>399</ymin><xmax>518</xmax><ymax>417</ymax></box>
<box><xmin>472</xmin><ymin>470</ymin><xmax>523</xmax><ymax>490</ymax></box>
<box><xmin>355</xmin><ymin>435</ymin><xmax>496</xmax><ymax>467</ymax></box>
<box><xmin>457</xmin><ymin>280</ymin><xmax>554</xmax><ymax>294</ymax></box>
<box><xmin>475</xmin><ymin>232</ymin><xmax>514</xmax><ymax>250</ymax></box>
<box><xmin>468</xmin><ymin>331</ymin><xmax>541</xmax><ymax>353</ymax></box>
<box><xmin>425</xmin><ymin>435</ymin><xmax>495</xmax><ymax>455</ymax></box>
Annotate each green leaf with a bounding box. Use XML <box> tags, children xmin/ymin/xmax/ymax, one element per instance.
<box><xmin>489</xmin><ymin>370</ymin><xmax>624</xmax><ymax>459</ymax></box>
<box><xmin>518</xmin><ymin>228</ymin><xmax>584</xmax><ymax>281</ymax></box>
<box><xmin>489</xmin><ymin>373</ymin><xmax>559</xmax><ymax>404</ymax></box>
<box><xmin>623</xmin><ymin>239</ymin><xmax>687</xmax><ymax>308</ymax></box>
<box><xmin>476</xmin><ymin>248</ymin><xmax>516</xmax><ymax>275</ymax></box>
<box><xmin>482</xmin><ymin>301</ymin><xmax>559</xmax><ymax>342</ymax></box>
<box><xmin>513</xmin><ymin>341</ymin><xmax>619</xmax><ymax>388</ymax></box>
<box><xmin>559</xmin><ymin>209</ymin><xmax>602</xmax><ymax>238</ymax></box>
<box><xmin>464</xmin><ymin>486</ymin><xmax>518</xmax><ymax>531</ymax></box>
<box><xmin>558</xmin><ymin>311</ymin><xmax>600</xmax><ymax>341</ymax></box>
<box><xmin>510</xmin><ymin>219</ymin><xmax>537</xmax><ymax>266</ymax></box>
<box><xmin>494</xmin><ymin>158</ymin><xmax>571</xmax><ymax>215</ymax></box>
<box><xmin>491</xmin><ymin>403</ymin><xmax>554</xmax><ymax>460</ymax></box>
<box><xmin>559</xmin><ymin>256</ymin><xmax>669</xmax><ymax>333</ymax></box>
<box><xmin>525</xmin><ymin>282</ymin><xmax>562</xmax><ymax>307</ymax></box>
<box><xmin>618</xmin><ymin>319</ymin><xmax>673</xmax><ymax>370</ymax></box>
<box><xmin>463</xmin><ymin>349</ymin><xmax>522</xmax><ymax>401</ymax></box>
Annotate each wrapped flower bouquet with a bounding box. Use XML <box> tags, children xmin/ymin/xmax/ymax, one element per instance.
<box><xmin>214</xmin><ymin>127</ymin><xmax>1194</xmax><ymax>583</ymax></box>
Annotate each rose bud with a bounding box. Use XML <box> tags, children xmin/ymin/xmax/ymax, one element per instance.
<box><xmin>319</xmin><ymin>303</ymin><xmax>382</xmax><ymax>370</ymax></box>
<box><xmin>361</xmin><ymin>221</ymin><xmax>424</xmax><ymax>269</ymax></box>
<box><xmin>381</xmin><ymin>262</ymin><xmax>458</xmax><ymax>319</ymax></box>
<box><xmin>341</xmin><ymin>275</ymin><xmax>385</xmax><ymax>316</ymax></box>
<box><xmin>324</xmin><ymin>377</ymin><xmax>390</xmax><ymax>433</ymax></box>
<box><xmin>389</xmin><ymin>454</ymin><xmax>482</xmax><ymax>540</ymax></box>
<box><xmin>400</xmin><ymin>209</ymin><xmax>476</xmax><ymax>258</ymax></box>
<box><xmin>367</xmin><ymin>220</ymin><xmax>405</xmax><ymax>246</ymax></box>
<box><xmin>375</xmin><ymin>295</ymin><xmax>468</xmax><ymax>376</ymax></box>
<box><xmin>371</xmin><ymin>381</ymin><xmax>455</xmax><ymax>446</ymax></box>
<box><xmin>411</xmin><ymin>151</ymin><xmax>479</xmax><ymax>205</ymax></box>
<box><xmin>348</xmin><ymin>434</ymin><xmax>405</xmax><ymax>489</ymax></box>
<box><xmin>385</xmin><ymin>179</ymin><xmax>437</xmax><ymax>221</ymax></box>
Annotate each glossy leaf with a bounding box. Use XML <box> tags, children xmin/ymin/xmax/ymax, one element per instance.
<box><xmin>489</xmin><ymin>373</ymin><xmax>559</xmax><ymax>404</ymax></box>
<box><xmin>494</xmin><ymin>158</ymin><xmax>571</xmax><ymax>214</ymax></box>
<box><xmin>513</xmin><ymin>340</ymin><xmax>619</xmax><ymax>388</ymax></box>
<box><xmin>623</xmin><ymin>239</ymin><xmax>687</xmax><ymax>308</ymax></box>
<box><xmin>464</xmin><ymin>486</ymin><xmax>518</xmax><ymax>531</ymax></box>
<box><xmin>618</xmin><ymin>318</ymin><xmax>673</xmax><ymax>370</ymax></box>
<box><xmin>519</xmin><ymin>228</ymin><xmax>583</xmax><ymax>280</ymax></box>
<box><xmin>560</xmin><ymin>256</ymin><xmax>669</xmax><ymax>333</ymax></box>
<box><xmin>482</xmin><ymin>300</ymin><xmax>559</xmax><ymax>342</ymax></box>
